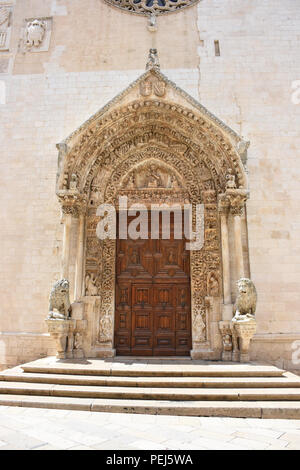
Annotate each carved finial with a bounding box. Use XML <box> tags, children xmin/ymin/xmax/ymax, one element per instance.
<box><xmin>146</xmin><ymin>48</ymin><xmax>160</xmax><ymax>71</ymax></box>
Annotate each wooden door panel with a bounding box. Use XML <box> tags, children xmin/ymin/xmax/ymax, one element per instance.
<box><xmin>115</xmin><ymin>211</ymin><xmax>191</xmax><ymax>356</ymax></box>
<box><xmin>153</xmin><ymin>285</ymin><xmax>175</xmax><ymax>355</ymax></box>
<box><xmin>115</xmin><ymin>283</ymin><xmax>131</xmax><ymax>355</ymax></box>
<box><xmin>131</xmin><ymin>284</ymin><xmax>153</xmax><ymax>355</ymax></box>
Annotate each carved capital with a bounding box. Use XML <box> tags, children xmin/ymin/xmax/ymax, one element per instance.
<box><xmin>57</xmin><ymin>190</ymin><xmax>87</xmax><ymax>218</ymax></box>
<box><xmin>225</xmin><ymin>189</ymin><xmax>249</xmax><ymax>217</ymax></box>
<box><xmin>218</xmin><ymin>193</ymin><xmax>230</xmax><ymax>215</ymax></box>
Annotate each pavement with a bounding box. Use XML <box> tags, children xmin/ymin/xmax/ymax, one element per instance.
<box><xmin>0</xmin><ymin>405</ymin><xmax>299</xmax><ymax>450</ymax></box>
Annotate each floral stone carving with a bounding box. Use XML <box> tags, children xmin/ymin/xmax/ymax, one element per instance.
<box><xmin>104</xmin><ymin>0</ymin><xmax>201</xmax><ymax>16</ymax></box>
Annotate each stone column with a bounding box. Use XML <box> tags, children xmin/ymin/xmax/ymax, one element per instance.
<box><xmin>227</xmin><ymin>189</ymin><xmax>249</xmax><ymax>282</ymax></box>
<box><xmin>218</xmin><ymin>195</ymin><xmax>231</xmax><ymax>309</ymax></box>
<box><xmin>61</xmin><ymin>209</ymin><xmax>73</xmax><ymax>279</ymax></box>
<box><xmin>233</xmin><ymin>214</ymin><xmax>244</xmax><ymax>279</ymax></box>
<box><xmin>74</xmin><ymin>210</ymin><xmax>85</xmax><ymax>300</ymax></box>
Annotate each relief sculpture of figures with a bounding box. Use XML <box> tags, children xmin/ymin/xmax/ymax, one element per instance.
<box><xmin>225</xmin><ymin>168</ymin><xmax>237</xmax><ymax>189</ymax></box>
<box><xmin>85</xmin><ymin>273</ymin><xmax>99</xmax><ymax>296</ymax></box>
<box><xmin>207</xmin><ymin>272</ymin><xmax>219</xmax><ymax>296</ymax></box>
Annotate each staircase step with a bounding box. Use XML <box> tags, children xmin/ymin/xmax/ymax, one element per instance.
<box><xmin>1</xmin><ymin>357</ymin><xmax>298</xmax><ymax>419</ymax></box>
<box><xmin>1</xmin><ymin>381</ymin><xmax>300</xmax><ymax>401</ymax></box>
<box><xmin>21</xmin><ymin>358</ymin><xmax>285</xmax><ymax>378</ymax></box>
<box><xmin>0</xmin><ymin>394</ymin><xmax>299</xmax><ymax>419</ymax></box>
<box><xmin>1</xmin><ymin>371</ymin><xmax>299</xmax><ymax>389</ymax></box>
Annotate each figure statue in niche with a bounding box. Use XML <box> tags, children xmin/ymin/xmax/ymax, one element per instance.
<box><xmin>85</xmin><ymin>273</ymin><xmax>98</xmax><ymax>296</ymax></box>
<box><xmin>193</xmin><ymin>312</ymin><xmax>206</xmax><ymax>342</ymax></box>
<box><xmin>69</xmin><ymin>173</ymin><xmax>78</xmax><ymax>190</ymax></box>
<box><xmin>146</xmin><ymin>48</ymin><xmax>160</xmax><ymax>70</ymax></box>
<box><xmin>226</xmin><ymin>169</ymin><xmax>237</xmax><ymax>189</ymax></box>
<box><xmin>127</xmin><ymin>173</ymin><xmax>136</xmax><ymax>189</ymax></box>
<box><xmin>74</xmin><ymin>332</ymin><xmax>82</xmax><ymax>350</ymax></box>
<box><xmin>145</xmin><ymin>164</ymin><xmax>162</xmax><ymax>188</ymax></box>
<box><xmin>169</xmin><ymin>174</ymin><xmax>179</xmax><ymax>189</ymax></box>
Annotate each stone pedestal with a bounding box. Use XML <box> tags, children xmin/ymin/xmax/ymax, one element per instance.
<box><xmin>219</xmin><ymin>320</ymin><xmax>233</xmax><ymax>361</ymax></box>
<box><xmin>46</xmin><ymin>318</ymin><xmax>76</xmax><ymax>359</ymax></box>
<box><xmin>233</xmin><ymin>319</ymin><xmax>257</xmax><ymax>362</ymax></box>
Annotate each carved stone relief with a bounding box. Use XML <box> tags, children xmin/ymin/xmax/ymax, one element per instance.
<box><xmin>22</xmin><ymin>17</ymin><xmax>52</xmax><ymax>52</ymax></box>
<box><xmin>55</xmin><ymin>74</ymin><xmax>248</xmax><ymax>357</ymax></box>
<box><xmin>0</xmin><ymin>5</ymin><xmax>12</xmax><ymax>51</ymax></box>
<box><xmin>140</xmin><ymin>76</ymin><xmax>166</xmax><ymax>97</ymax></box>
<box><xmin>104</xmin><ymin>0</ymin><xmax>201</xmax><ymax>16</ymax></box>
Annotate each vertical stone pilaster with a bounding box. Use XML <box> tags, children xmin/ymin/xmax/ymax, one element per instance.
<box><xmin>218</xmin><ymin>195</ymin><xmax>231</xmax><ymax>311</ymax></box>
<box><xmin>74</xmin><ymin>210</ymin><xmax>86</xmax><ymax>300</ymax></box>
<box><xmin>226</xmin><ymin>189</ymin><xmax>249</xmax><ymax>282</ymax></box>
<box><xmin>61</xmin><ymin>211</ymin><xmax>72</xmax><ymax>279</ymax></box>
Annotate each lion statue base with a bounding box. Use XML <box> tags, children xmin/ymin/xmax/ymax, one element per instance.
<box><xmin>47</xmin><ymin>279</ymin><xmax>72</xmax><ymax>320</ymax></box>
<box><xmin>232</xmin><ymin>278</ymin><xmax>257</xmax><ymax>323</ymax></box>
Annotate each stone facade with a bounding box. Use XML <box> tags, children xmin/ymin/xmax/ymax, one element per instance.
<box><xmin>0</xmin><ymin>0</ymin><xmax>299</xmax><ymax>371</ymax></box>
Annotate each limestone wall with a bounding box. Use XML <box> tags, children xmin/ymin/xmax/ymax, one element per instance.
<box><xmin>0</xmin><ymin>0</ymin><xmax>299</xmax><ymax>371</ymax></box>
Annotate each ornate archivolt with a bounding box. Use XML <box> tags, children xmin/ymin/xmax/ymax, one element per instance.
<box><xmin>103</xmin><ymin>0</ymin><xmax>201</xmax><ymax>16</ymax></box>
<box><xmin>55</xmin><ymin>67</ymin><xmax>249</xmax><ymax>358</ymax></box>
<box><xmin>57</xmin><ymin>98</ymin><xmax>247</xmax><ymax>196</ymax></box>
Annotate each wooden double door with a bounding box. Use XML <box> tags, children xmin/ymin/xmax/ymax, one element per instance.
<box><xmin>115</xmin><ymin>213</ymin><xmax>192</xmax><ymax>356</ymax></box>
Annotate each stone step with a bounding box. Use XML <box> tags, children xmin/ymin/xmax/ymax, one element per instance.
<box><xmin>21</xmin><ymin>358</ymin><xmax>285</xmax><ymax>378</ymax></box>
<box><xmin>1</xmin><ymin>371</ymin><xmax>299</xmax><ymax>389</ymax></box>
<box><xmin>0</xmin><ymin>394</ymin><xmax>299</xmax><ymax>419</ymax></box>
<box><xmin>1</xmin><ymin>381</ymin><xmax>300</xmax><ymax>401</ymax></box>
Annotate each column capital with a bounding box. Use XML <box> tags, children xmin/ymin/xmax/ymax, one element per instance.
<box><xmin>218</xmin><ymin>193</ymin><xmax>230</xmax><ymax>215</ymax></box>
<box><xmin>57</xmin><ymin>190</ymin><xmax>87</xmax><ymax>218</ymax></box>
<box><xmin>225</xmin><ymin>188</ymin><xmax>249</xmax><ymax>217</ymax></box>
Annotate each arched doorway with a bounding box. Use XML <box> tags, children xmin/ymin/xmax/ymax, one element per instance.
<box><xmin>55</xmin><ymin>66</ymin><xmax>249</xmax><ymax>360</ymax></box>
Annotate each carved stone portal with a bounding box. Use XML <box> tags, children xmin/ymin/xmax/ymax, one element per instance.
<box><xmin>54</xmin><ymin>63</ymin><xmax>250</xmax><ymax>360</ymax></box>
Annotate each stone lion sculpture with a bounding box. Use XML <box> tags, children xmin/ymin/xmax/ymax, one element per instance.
<box><xmin>48</xmin><ymin>279</ymin><xmax>72</xmax><ymax>320</ymax></box>
<box><xmin>232</xmin><ymin>278</ymin><xmax>257</xmax><ymax>322</ymax></box>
